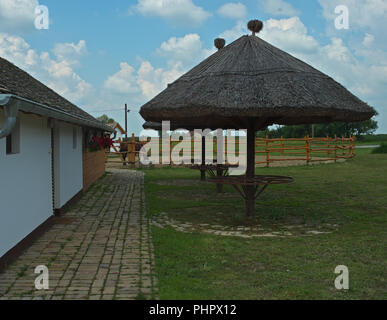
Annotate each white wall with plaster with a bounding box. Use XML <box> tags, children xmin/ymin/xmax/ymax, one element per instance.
<box><xmin>0</xmin><ymin>110</ymin><xmax>53</xmax><ymax>258</ymax></box>
<box><xmin>53</xmin><ymin>122</ymin><xmax>83</xmax><ymax>209</ymax></box>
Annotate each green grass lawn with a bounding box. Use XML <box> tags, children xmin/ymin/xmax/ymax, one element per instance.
<box><xmin>140</xmin><ymin>148</ymin><xmax>386</xmax><ymax>300</ymax></box>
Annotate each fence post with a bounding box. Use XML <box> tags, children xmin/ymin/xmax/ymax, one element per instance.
<box><xmin>225</xmin><ymin>134</ymin><xmax>228</xmax><ymax>164</ymax></box>
<box><xmin>334</xmin><ymin>135</ymin><xmax>337</xmax><ymax>162</ymax></box>
<box><xmin>306</xmin><ymin>135</ymin><xmax>310</xmax><ymax>165</ymax></box>
<box><xmin>281</xmin><ymin>136</ymin><xmax>284</xmax><ymax>155</ymax></box>
<box><xmin>131</xmin><ymin>133</ymin><xmax>136</xmax><ymax>164</ymax></box>
<box><xmin>341</xmin><ymin>136</ymin><xmax>345</xmax><ymax>157</ymax></box>
<box><xmin>326</xmin><ymin>136</ymin><xmax>330</xmax><ymax>158</ymax></box>
<box><xmin>266</xmin><ymin>135</ymin><xmax>269</xmax><ymax>167</ymax></box>
<box><xmin>169</xmin><ymin>135</ymin><xmax>172</xmax><ymax>165</ymax></box>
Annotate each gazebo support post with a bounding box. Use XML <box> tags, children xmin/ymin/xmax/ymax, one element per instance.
<box><xmin>216</xmin><ymin>129</ymin><xmax>224</xmax><ymax>193</ymax></box>
<box><xmin>245</xmin><ymin>123</ymin><xmax>256</xmax><ymax>217</ymax></box>
<box><xmin>201</xmin><ymin>136</ymin><xmax>206</xmax><ymax>181</ymax></box>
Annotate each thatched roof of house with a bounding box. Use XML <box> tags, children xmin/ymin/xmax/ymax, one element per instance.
<box><xmin>0</xmin><ymin>56</ymin><xmax>111</xmax><ymax>131</ymax></box>
<box><xmin>140</xmin><ymin>23</ymin><xmax>375</xmax><ymax>130</ymax></box>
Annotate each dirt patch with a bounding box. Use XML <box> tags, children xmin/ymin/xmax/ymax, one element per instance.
<box><xmin>154</xmin><ymin>179</ymin><xmax>207</xmax><ymax>186</ymax></box>
<box><xmin>152</xmin><ymin>212</ymin><xmax>339</xmax><ymax>238</ymax></box>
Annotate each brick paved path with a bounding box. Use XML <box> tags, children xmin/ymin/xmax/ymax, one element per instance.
<box><xmin>0</xmin><ymin>170</ymin><xmax>158</xmax><ymax>300</ymax></box>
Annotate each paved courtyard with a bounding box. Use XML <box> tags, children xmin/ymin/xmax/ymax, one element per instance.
<box><xmin>0</xmin><ymin>170</ymin><xmax>158</xmax><ymax>300</ymax></box>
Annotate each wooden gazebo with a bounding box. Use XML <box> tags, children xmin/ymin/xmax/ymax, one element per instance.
<box><xmin>140</xmin><ymin>19</ymin><xmax>375</xmax><ymax>217</ymax></box>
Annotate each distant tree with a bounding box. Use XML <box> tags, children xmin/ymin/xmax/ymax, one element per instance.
<box><xmin>97</xmin><ymin>114</ymin><xmax>116</xmax><ymax>125</ymax></box>
<box><xmin>257</xmin><ymin>117</ymin><xmax>378</xmax><ymax>138</ymax></box>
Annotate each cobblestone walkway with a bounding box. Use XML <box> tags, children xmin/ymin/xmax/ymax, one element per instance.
<box><xmin>0</xmin><ymin>170</ymin><xmax>158</xmax><ymax>300</ymax></box>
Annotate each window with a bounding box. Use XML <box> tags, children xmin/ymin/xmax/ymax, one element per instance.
<box><xmin>6</xmin><ymin>118</ymin><xmax>20</xmax><ymax>155</ymax></box>
<box><xmin>72</xmin><ymin>127</ymin><xmax>77</xmax><ymax>149</ymax></box>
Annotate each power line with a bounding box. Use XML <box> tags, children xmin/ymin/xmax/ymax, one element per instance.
<box><xmin>88</xmin><ymin>108</ymin><xmax>125</xmax><ymax>113</ymax></box>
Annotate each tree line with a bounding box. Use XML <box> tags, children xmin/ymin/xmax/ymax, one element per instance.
<box><xmin>257</xmin><ymin>119</ymin><xmax>378</xmax><ymax>139</ymax></box>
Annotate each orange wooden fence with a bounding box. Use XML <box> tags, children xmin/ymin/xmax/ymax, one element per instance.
<box><xmin>105</xmin><ymin>135</ymin><xmax>356</xmax><ymax>167</ymax></box>
<box><xmin>254</xmin><ymin>135</ymin><xmax>355</xmax><ymax>167</ymax></box>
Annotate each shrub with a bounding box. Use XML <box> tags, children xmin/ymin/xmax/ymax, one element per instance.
<box><xmin>372</xmin><ymin>143</ymin><xmax>387</xmax><ymax>154</ymax></box>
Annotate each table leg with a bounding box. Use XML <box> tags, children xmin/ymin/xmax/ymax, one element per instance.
<box><xmin>216</xmin><ymin>168</ymin><xmax>223</xmax><ymax>193</ymax></box>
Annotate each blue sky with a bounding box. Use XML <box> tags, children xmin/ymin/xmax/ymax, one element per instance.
<box><xmin>0</xmin><ymin>0</ymin><xmax>386</xmax><ymax>134</ymax></box>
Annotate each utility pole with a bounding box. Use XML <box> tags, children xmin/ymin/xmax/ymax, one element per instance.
<box><xmin>125</xmin><ymin>104</ymin><xmax>128</xmax><ymax>139</ymax></box>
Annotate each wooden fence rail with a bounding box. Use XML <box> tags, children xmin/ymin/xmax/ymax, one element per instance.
<box><xmin>105</xmin><ymin>135</ymin><xmax>356</xmax><ymax>167</ymax></box>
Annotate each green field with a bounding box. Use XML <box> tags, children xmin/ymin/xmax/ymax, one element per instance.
<box><xmin>140</xmin><ymin>147</ymin><xmax>386</xmax><ymax>300</ymax></box>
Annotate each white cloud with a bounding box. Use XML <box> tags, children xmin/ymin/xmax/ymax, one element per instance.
<box><xmin>0</xmin><ymin>33</ymin><xmax>38</xmax><ymax>68</ymax></box>
<box><xmin>261</xmin><ymin>17</ymin><xmax>319</xmax><ymax>54</ymax></box>
<box><xmin>133</xmin><ymin>0</ymin><xmax>211</xmax><ymax>26</ymax></box>
<box><xmin>104</xmin><ymin>32</ymin><xmax>216</xmax><ymax>100</ymax></box>
<box><xmin>104</xmin><ymin>62</ymin><xmax>140</xmax><ymax>95</ymax></box>
<box><xmin>0</xmin><ymin>33</ymin><xmax>92</xmax><ymax>104</ymax></box>
<box><xmin>217</xmin><ymin>16</ymin><xmax>386</xmax><ymax>131</ymax></box>
<box><xmin>256</xmin><ymin>18</ymin><xmax>386</xmax><ymax>101</ymax></box>
<box><xmin>0</xmin><ymin>0</ymin><xmax>39</xmax><ymax>32</ymax></box>
<box><xmin>217</xmin><ymin>2</ymin><xmax>247</xmax><ymax>20</ymax></box>
<box><xmin>52</xmin><ymin>40</ymin><xmax>87</xmax><ymax>65</ymax></box>
<box><xmin>362</xmin><ymin>33</ymin><xmax>375</xmax><ymax>47</ymax></box>
<box><xmin>259</xmin><ymin>0</ymin><xmax>300</xmax><ymax>17</ymax></box>
<box><xmin>103</xmin><ymin>60</ymin><xmax>185</xmax><ymax>100</ymax></box>
<box><xmin>157</xmin><ymin>33</ymin><xmax>212</xmax><ymax>66</ymax></box>
<box><xmin>219</xmin><ymin>21</ymin><xmax>246</xmax><ymax>44</ymax></box>
<box><xmin>318</xmin><ymin>0</ymin><xmax>387</xmax><ymax>31</ymax></box>
<box><xmin>218</xmin><ymin>17</ymin><xmax>320</xmax><ymax>54</ymax></box>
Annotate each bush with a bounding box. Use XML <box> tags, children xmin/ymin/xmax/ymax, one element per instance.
<box><xmin>358</xmin><ymin>134</ymin><xmax>387</xmax><ymax>142</ymax></box>
<box><xmin>372</xmin><ymin>143</ymin><xmax>387</xmax><ymax>154</ymax></box>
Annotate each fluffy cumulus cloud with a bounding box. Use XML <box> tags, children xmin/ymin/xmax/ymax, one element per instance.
<box><xmin>219</xmin><ymin>17</ymin><xmax>319</xmax><ymax>53</ymax></box>
<box><xmin>100</xmin><ymin>32</ymin><xmax>217</xmax><ymax>135</ymax></box>
<box><xmin>133</xmin><ymin>0</ymin><xmax>211</xmax><ymax>26</ymax></box>
<box><xmin>260</xmin><ymin>17</ymin><xmax>319</xmax><ymax>54</ymax></box>
<box><xmin>104</xmin><ymin>62</ymin><xmax>140</xmax><ymax>95</ymax></box>
<box><xmin>0</xmin><ymin>0</ymin><xmax>39</xmax><ymax>32</ymax></box>
<box><xmin>0</xmin><ymin>33</ymin><xmax>92</xmax><ymax>103</ymax></box>
<box><xmin>157</xmin><ymin>33</ymin><xmax>214</xmax><ymax>66</ymax></box>
<box><xmin>318</xmin><ymin>0</ymin><xmax>387</xmax><ymax>31</ymax></box>
<box><xmin>217</xmin><ymin>2</ymin><xmax>247</xmax><ymax>20</ymax></box>
<box><xmin>258</xmin><ymin>0</ymin><xmax>300</xmax><ymax>17</ymax></box>
<box><xmin>103</xmin><ymin>60</ymin><xmax>183</xmax><ymax>104</ymax></box>
<box><xmin>217</xmin><ymin>14</ymin><xmax>386</xmax><ymax>130</ymax></box>
<box><xmin>51</xmin><ymin>40</ymin><xmax>87</xmax><ymax>65</ymax></box>
<box><xmin>104</xmin><ymin>59</ymin><xmax>185</xmax><ymax>101</ymax></box>
<box><xmin>317</xmin><ymin>0</ymin><xmax>387</xmax><ymax>130</ymax></box>
<box><xmin>219</xmin><ymin>21</ymin><xmax>247</xmax><ymax>44</ymax></box>
<box><xmin>104</xmin><ymin>33</ymin><xmax>214</xmax><ymax>102</ymax></box>
<box><xmin>260</xmin><ymin>17</ymin><xmax>386</xmax><ymax>104</ymax></box>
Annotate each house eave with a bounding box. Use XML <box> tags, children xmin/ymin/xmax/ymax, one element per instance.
<box><xmin>0</xmin><ymin>94</ymin><xmax>113</xmax><ymax>132</ymax></box>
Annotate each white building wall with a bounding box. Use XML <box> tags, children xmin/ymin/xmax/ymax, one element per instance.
<box><xmin>0</xmin><ymin>111</ymin><xmax>53</xmax><ymax>258</ymax></box>
<box><xmin>53</xmin><ymin>123</ymin><xmax>83</xmax><ymax>209</ymax></box>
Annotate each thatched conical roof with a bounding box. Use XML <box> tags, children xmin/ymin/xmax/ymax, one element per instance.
<box><xmin>140</xmin><ymin>27</ymin><xmax>375</xmax><ymax>130</ymax></box>
<box><xmin>143</xmin><ymin>121</ymin><xmax>209</xmax><ymax>131</ymax></box>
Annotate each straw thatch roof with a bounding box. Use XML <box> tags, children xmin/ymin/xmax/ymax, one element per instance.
<box><xmin>140</xmin><ymin>28</ymin><xmax>375</xmax><ymax>130</ymax></box>
<box><xmin>143</xmin><ymin>121</ymin><xmax>206</xmax><ymax>131</ymax></box>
